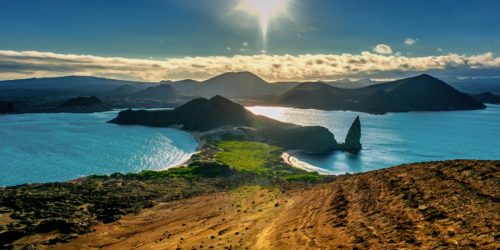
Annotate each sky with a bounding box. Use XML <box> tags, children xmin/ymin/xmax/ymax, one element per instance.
<box><xmin>1</xmin><ymin>0</ymin><xmax>500</xmax><ymax>82</ymax></box>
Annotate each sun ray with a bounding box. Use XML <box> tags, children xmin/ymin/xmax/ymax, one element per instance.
<box><xmin>236</xmin><ymin>0</ymin><xmax>289</xmax><ymax>47</ymax></box>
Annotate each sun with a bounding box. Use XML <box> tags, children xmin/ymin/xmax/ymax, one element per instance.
<box><xmin>236</xmin><ymin>0</ymin><xmax>290</xmax><ymax>45</ymax></box>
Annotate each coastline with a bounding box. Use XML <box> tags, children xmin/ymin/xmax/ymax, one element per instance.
<box><xmin>161</xmin><ymin>131</ymin><xmax>205</xmax><ymax>171</ymax></box>
<box><xmin>161</xmin><ymin>129</ymin><xmax>337</xmax><ymax>176</ymax></box>
<box><xmin>281</xmin><ymin>150</ymin><xmax>336</xmax><ymax>175</ymax></box>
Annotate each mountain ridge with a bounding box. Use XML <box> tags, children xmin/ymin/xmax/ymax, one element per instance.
<box><xmin>278</xmin><ymin>74</ymin><xmax>486</xmax><ymax>113</ymax></box>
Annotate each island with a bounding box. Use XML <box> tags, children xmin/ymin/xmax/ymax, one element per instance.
<box><xmin>277</xmin><ymin>74</ymin><xmax>486</xmax><ymax>114</ymax></box>
<box><xmin>472</xmin><ymin>92</ymin><xmax>500</xmax><ymax>104</ymax></box>
<box><xmin>109</xmin><ymin>95</ymin><xmax>362</xmax><ymax>152</ymax></box>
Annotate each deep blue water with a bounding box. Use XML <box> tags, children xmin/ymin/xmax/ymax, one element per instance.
<box><xmin>0</xmin><ymin>111</ymin><xmax>198</xmax><ymax>186</ymax></box>
<box><xmin>248</xmin><ymin>105</ymin><xmax>500</xmax><ymax>175</ymax></box>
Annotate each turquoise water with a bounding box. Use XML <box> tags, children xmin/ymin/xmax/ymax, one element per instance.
<box><xmin>2</xmin><ymin>106</ymin><xmax>499</xmax><ymax>186</ymax></box>
<box><xmin>248</xmin><ymin>105</ymin><xmax>500</xmax><ymax>175</ymax></box>
<box><xmin>0</xmin><ymin>111</ymin><xmax>198</xmax><ymax>186</ymax></box>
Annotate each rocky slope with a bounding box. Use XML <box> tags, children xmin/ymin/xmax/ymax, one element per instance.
<box><xmin>4</xmin><ymin>160</ymin><xmax>497</xmax><ymax>249</ymax></box>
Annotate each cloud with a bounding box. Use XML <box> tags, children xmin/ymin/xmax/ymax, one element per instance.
<box><xmin>373</xmin><ymin>44</ymin><xmax>393</xmax><ymax>54</ymax></box>
<box><xmin>404</xmin><ymin>38</ymin><xmax>419</xmax><ymax>46</ymax></box>
<box><xmin>1</xmin><ymin>50</ymin><xmax>500</xmax><ymax>82</ymax></box>
<box><xmin>242</xmin><ymin>41</ymin><xmax>249</xmax><ymax>47</ymax></box>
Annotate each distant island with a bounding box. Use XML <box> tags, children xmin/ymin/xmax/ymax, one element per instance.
<box><xmin>1</xmin><ymin>72</ymin><xmax>494</xmax><ymax>115</ymax></box>
<box><xmin>472</xmin><ymin>92</ymin><xmax>500</xmax><ymax>104</ymax></box>
<box><xmin>109</xmin><ymin>95</ymin><xmax>362</xmax><ymax>153</ymax></box>
<box><xmin>276</xmin><ymin>74</ymin><xmax>486</xmax><ymax>114</ymax></box>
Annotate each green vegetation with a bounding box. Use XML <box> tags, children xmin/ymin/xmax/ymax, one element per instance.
<box><xmin>214</xmin><ymin>141</ymin><xmax>282</xmax><ymax>175</ymax></box>
<box><xmin>284</xmin><ymin>172</ymin><xmax>322</xmax><ymax>182</ymax></box>
<box><xmin>211</xmin><ymin>140</ymin><xmax>325</xmax><ymax>182</ymax></box>
<box><xmin>136</xmin><ymin>161</ymin><xmax>234</xmax><ymax>179</ymax></box>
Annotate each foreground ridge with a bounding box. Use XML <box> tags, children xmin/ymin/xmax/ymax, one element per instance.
<box><xmin>1</xmin><ymin>160</ymin><xmax>498</xmax><ymax>249</ymax></box>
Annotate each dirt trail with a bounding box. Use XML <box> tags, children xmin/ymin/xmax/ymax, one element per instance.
<box><xmin>19</xmin><ymin>160</ymin><xmax>499</xmax><ymax>249</ymax></box>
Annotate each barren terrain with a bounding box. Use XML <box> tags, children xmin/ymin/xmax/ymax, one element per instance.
<box><xmin>32</xmin><ymin>160</ymin><xmax>500</xmax><ymax>249</ymax></box>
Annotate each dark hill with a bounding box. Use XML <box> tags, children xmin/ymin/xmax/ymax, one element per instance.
<box><xmin>109</xmin><ymin>95</ymin><xmax>361</xmax><ymax>152</ymax></box>
<box><xmin>112</xmin><ymin>84</ymin><xmax>148</xmax><ymax>97</ymax></box>
<box><xmin>167</xmin><ymin>72</ymin><xmax>294</xmax><ymax>98</ymax></box>
<box><xmin>165</xmin><ymin>79</ymin><xmax>201</xmax><ymax>94</ymax></box>
<box><xmin>109</xmin><ymin>95</ymin><xmax>269</xmax><ymax>131</ymax></box>
<box><xmin>132</xmin><ymin>84</ymin><xmax>184</xmax><ymax>99</ymax></box>
<box><xmin>278</xmin><ymin>74</ymin><xmax>486</xmax><ymax>113</ymax></box>
<box><xmin>472</xmin><ymin>92</ymin><xmax>500</xmax><ymax>104</ymax></box>
<box><xmin>0</xmin><ymin>76</ymin><xmax>154</xmax><ymax>97</ymax></box>
<box><xmin>279</xmin><ymin>82</ymin><xmax>352</xmax><ymax>110</ymax></box>
<box><xmin>59</xmin><ymin>96</ymin><xmax>102</xmax><ymax>108</ymax></box>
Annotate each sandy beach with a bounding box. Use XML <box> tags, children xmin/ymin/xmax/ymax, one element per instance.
<box><xmin>281</xmin><ymin>150</ymin><xmax>336</xmax><ymax>175</ymax></box>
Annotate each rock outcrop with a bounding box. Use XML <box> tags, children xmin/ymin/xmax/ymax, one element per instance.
<box><xmin>343</xmin><ymin>116</ymin><xmax>361</xmax><ymax>151</ymax></box>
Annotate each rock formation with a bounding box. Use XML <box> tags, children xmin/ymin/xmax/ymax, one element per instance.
<box><xmin>343</xmin><ymin>116</ymin><xmax>362</xmax><ymax>151</ymax></box>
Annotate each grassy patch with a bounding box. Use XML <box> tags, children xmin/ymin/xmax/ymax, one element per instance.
<box><xmin>136</xmin><ymin>161</ymin><xmax>235</xmax><ymax>179</ymax></box>
<box><xmin>284</xmin><ymin>172</ymin><xmax>322</xmax><ymax>182</ymax></box>
<box><xmin>212</xmin><ymin>140</ymin><xmax>325</xmax><ymax>182</ymax></box>
<box><xmin>214</xmin><ymin>141</ymin><xmax>282</xmax><ymax>175</ymax></box>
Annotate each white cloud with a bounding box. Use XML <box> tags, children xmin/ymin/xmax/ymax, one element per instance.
<box><xmin>404</xmin><ymin>38</ymin><xmax>419</xmax><ymax>46</ymax></box>
<box><xmin>226</xmin><ymin>47</ymin><xmax>231</xmax><ymax>51</ymax></box>
<box><xmin>1</xmin><ymin>50</ymin><xmax>500</xmax><ymax>82</ymax></box>
<box><xmin>373</xmin><ymin>44</ymin><xmax>393</xmax><ymax>54</ymax></box>
<box><xmin>437</xmin><ymin>48</ymin><xmax>443</xmax><ymax>52</ymax></box>
<box><xmin>242</xmin><ymin>41</ymin><xmax>249</xmax><ymax>47</ymax></box>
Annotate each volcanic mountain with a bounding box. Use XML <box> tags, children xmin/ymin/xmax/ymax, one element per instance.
<box><xmin>278</xmin><ymin>74</ymin><xmax>486</xmax><ymax>113</ymax></box>
<box><xmin>132</xmin><ymin>84</ymin><xmax>184</xmax><ymax>99</ymax></box>
<box><xmin>167</xmin><ymin>72</ymin><xmax>296</xmax><ymax>98</ymax></box>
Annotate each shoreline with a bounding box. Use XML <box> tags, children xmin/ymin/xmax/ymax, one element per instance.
<box><xmin>161</xmin><ymin>129</ymin><xmax>337</xmax><ymax>176</ymax></box>
<box><xmin>281</xmin><ymin>150</ymin><xmax>336</xmax><ymax>175</ymax></box>
<box><xmin>161</xmin><ymin>131</ymin><xmax>205</xmax><ymax>171</ymax></box>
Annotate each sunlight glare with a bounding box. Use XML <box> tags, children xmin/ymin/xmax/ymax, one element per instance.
<box><xmin>237</xmin><ymin>0</ymin><xmax>289</xmax><ymax>46</ymax></box>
